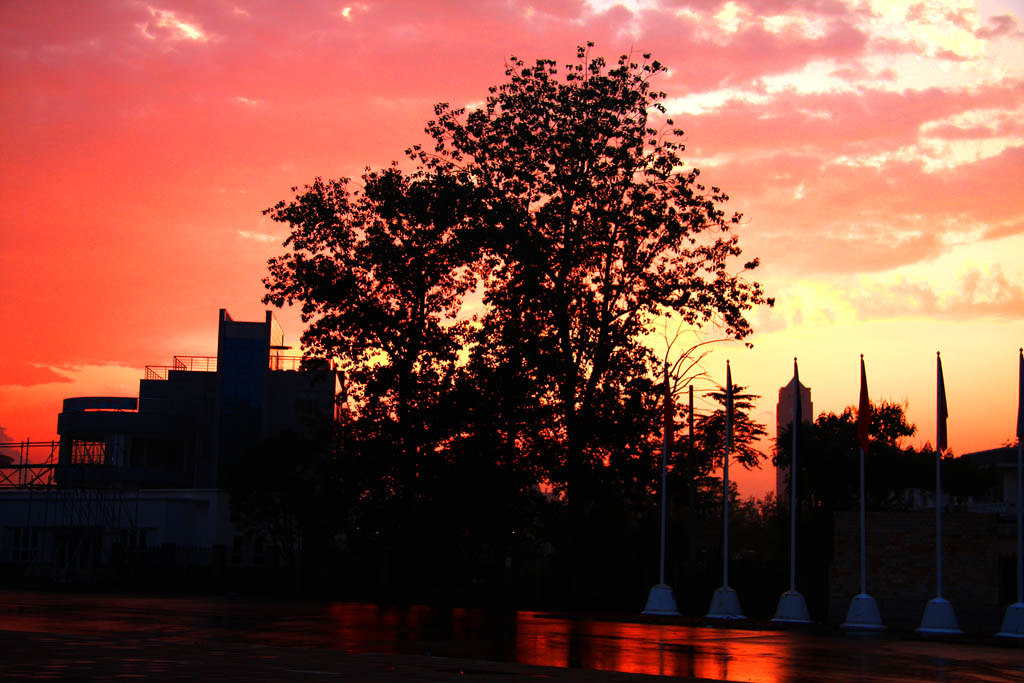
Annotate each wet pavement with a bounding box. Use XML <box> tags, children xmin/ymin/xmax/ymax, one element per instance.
<box><xmin>1</xmin><ymin>590</ymin><xmax>1022</xmax><ymax>681</ymax></box>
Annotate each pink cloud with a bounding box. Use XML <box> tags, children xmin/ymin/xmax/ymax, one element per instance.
<box><xmin>976</xmin><ymin>14</ymin><xmax>1020</xmax><ymax>39</ymax></box>
<box><xmin>934</xmin><ymin>48</ymin><xmax>972</xmax><ymax>62</ymax></box>
<box><xmin>846</xmin><ymin>267</ymin><xmax>1024</xmax><ymax>321</ymax></box>
<box><xmin>662</xmin><ymin>0</ymin><xmax>851</xmax><ymax>15</ymax></box>
<box><xmin>681</xmin><ymin>135</ymin><xmax>1024</xmax><ymax>275</ymax></box>
<box><xmin>866</xmin><ymin>35</ymin><xmax>923</xmax><ymax>57</ymax></box>
<box><xmin>642</xmin><ymin>13</ymin><xmax>869</xmax><ymax>92</ymax></box>
<box><xmin>682</xmin><ymin>83</ymin><xmax>1024</xmax><ymax>156</ymax></box>
<box><xmin>985</xmin><ymin>218</ymin><xmax>1024</xmax><ymax>241</ymax></box>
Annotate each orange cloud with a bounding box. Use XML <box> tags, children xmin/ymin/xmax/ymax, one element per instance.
<box><xmin>1</xmin><ymin>364</ymin><xmax>74</xmax><ymax>389</ymax></box>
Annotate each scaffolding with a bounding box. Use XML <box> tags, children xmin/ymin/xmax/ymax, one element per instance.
<box><xmin>0</xmin><ymin>440</ymin><xmax>57</xmax><ymax>488</ymax></box>
<box><xmin>0</xmin><ymin>440</ymin><xmax>140</xmax><ymax>580</ymax></box>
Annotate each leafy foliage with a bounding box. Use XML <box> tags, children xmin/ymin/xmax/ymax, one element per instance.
<box><xmin>776</xmin><ymin>400</ymin><xmax>996</xmax><ymax>512</ymax></box>
<box><xmin>691</xmin><ymin>384</ymin><xmax>768</xmax><ymax>475</ymax></box>
<box><xmin>258</xmin><ymin>45</ymin><xmax>772</xmax><ymax>605</ymax></box>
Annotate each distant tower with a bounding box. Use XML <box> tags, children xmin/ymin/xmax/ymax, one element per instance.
<box><xmin>776</xmin><ymin>375</ymin><xmax>813</xmax><ymax>502</ymax></box>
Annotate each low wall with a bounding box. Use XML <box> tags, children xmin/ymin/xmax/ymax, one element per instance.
<box><xmin>830</xmin><ymin>510</ymin><xmax>1001</xmax><ymax>632</ymax></box>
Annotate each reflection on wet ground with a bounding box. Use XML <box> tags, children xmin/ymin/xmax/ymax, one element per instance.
<box><xmin>1</xmin><ymin>590</ymin><xmax>1022</xmax><ymax>681</ymax></box>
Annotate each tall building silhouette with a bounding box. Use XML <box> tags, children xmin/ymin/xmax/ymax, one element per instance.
<box><xmin>776</xmin><ymin>375</ymin><xmax>812</xmax><ymax>501</ymax></box>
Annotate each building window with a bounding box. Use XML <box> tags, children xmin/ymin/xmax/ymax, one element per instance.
<box><xmin>71</xmin><ymin>440</ymin><xmax>105</xmax><ymax>465</ymax></box>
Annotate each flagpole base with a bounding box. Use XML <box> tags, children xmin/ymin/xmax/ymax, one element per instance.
<box><xmin>772</xmin><ymin>589</ymin><xmax>812</xmax><ymax>623</ymax></box>
<box><xmin>841</xmin><ymin>593</ymin><xmax>884</xmax><ymax>631</ymax></box>
<box><xmin>916</xmin><ymin>597</ymin><xmax>963</xmax><ymax>634</ymax></box>
<box><xmin>642</xmin><ymin>583</ymin><xmax>680</xmax><ymax>616</ymax></box>
<box><xmin>706</xmin><ymin>586</ymin><xmax>745</xmax><ymax>619</ymax></box>
<box><xmin>996</xmin><ymin>602</ymin><xmax>1024</xmax><ymax>638</ymax></box>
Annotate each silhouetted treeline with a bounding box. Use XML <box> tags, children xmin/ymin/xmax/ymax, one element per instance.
<box><xmin>218</xmin><ymin>395</ymin><xmax>1001</xmax><ymax>617</ymax></box>
<box><xmin>225</xmin><ymin>416</ymin><xmax>777</xmax><ymax>610</ymax></box>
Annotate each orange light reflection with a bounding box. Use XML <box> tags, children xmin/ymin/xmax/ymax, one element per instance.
<box><xmin>515</xmin><ymin>614</ymin><xmax>790</xmax><ymax>681</ymax></box>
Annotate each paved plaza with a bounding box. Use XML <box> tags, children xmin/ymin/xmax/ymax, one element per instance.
<box><xmin>1</xmin><ymin>590</ymin><xmax>1021</xmax><ymax>681</ymax></box>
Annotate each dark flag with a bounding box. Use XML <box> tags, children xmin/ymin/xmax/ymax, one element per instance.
<box><xmin>1017</xmin><ymin>348</ymin><xmax>1023</xmax><ymax>440</ymax></box>
<box><xmin>937</xmin><ymin>353</ymin><xmax>948</xmax><ymax>453</ymax></box>
<box><xmin>857</xmin><ymin>355</ymin><xmax>871</xmax><ymax>453</ymax></box>
<box><xmin>726</xmin><ymin>361</ymin><xmax>733</xmax><ymax>425</ymax></box>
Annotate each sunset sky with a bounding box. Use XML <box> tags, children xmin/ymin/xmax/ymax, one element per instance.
<box><xmin>2</xmin><ymin>0</ymin><xmax>1022</xmax><ymax>498</ymax></box>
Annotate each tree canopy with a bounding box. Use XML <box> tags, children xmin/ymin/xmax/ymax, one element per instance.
<box><xmin>260</xmin><ymin>45</ymin><xmax>772</xmax><ymax>605</ymax></box>
<box><xmin>689</xmin><ymin>383</ymin><xmax>768</xmax><ymax>475</ymax></box>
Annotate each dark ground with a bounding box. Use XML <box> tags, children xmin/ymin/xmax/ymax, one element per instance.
<box><xmin>1</xmin><ymin>590</ymin><xmax>1022</xmax><ymax>681</ymax></box>
<box><xmin>0</xmin><ymin>630</ymin><xmax>677</xmax><ymax>682</ymax></box>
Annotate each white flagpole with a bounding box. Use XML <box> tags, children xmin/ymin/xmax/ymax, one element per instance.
<box><xmin>659</xmin><ymin>363</ymin><xmax>668</xmax><ymax>587</ymax></box>
<box><xmin>842</xmin><ymin>355</ymin><xmax>883</xmax><ymax>630</ymax></box>
<box><xmin>860</xmin><ymin>443</ymin><xmax>866</xmax><ymax>594</ymax></box>
<box><xmin>936</xmin><ymin>351</ymin><xmax>945</xmax><ymax>600</ymax></box>
<box><xmin>774</xmin><ymin>358</ymin><xmax>810</xmax><ymax>622</ymax></box>
<box><xmin>789</xmin><ymin>359</ymin><xmax>798</xmax><ymax>594</ymax></box>
<box><xmin>918</xmin><ymin>351</ymin><xmax>961</xmax><ymax>633</ymax></box>
<box><xmin>998</xmin><ymin>348</ymin><xmax>1024</xmax><ymax>637</ymax></box>
<box><xmin>706</xmin><ymin>361</ymin><xmax>743</xmax><ymax>618</ymax></box>
<box><xmin>642</xmin><ymin>362</ymin><xmax>679</xmax><ymax>615</ymax></box>
<box><xmin>723</xmin><ymin>360</ymin><xmax>731</xmax><ymax>590</ymax></box>
<box><xmin>936</xmin><ymin>404</ymin><xmax>943</xmax><ymax>599</ymax></box>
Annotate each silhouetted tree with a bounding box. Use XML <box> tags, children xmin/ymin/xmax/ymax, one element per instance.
<box><xmin>691</xmin><ymin>384</ymin><xmax>768</xmax><ymax>475</ymax></box>
<box><xmin>418</xmin><ymin>45</ymin><xmax>770</xmax><ymax>598</ymax></box>
<box><xmin>262</xmin><ymin>44</ymin><xmax>771</xmax><ymax>604</ymax></box>
<box><xmin>263</xmin><ymin>169</ymin><xmax>479</xmax><ymax>495</ymax></box>
<box><xmin>776</xmin><ymin>401</ymin><xmax>924</xmax><ymax>513</ymax></box>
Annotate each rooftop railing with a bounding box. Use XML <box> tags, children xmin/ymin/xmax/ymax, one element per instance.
<box><xmin>144</xmin><ymin>366</ymin><xmax>169</xmax><ymax>380</ymax></box>
<box><xmin>144</xmin><ymin>354</ymin><xmax>331</xmax><ymax>378</ymax></box>
<box><xmin>145</xmin><ymin>356</ymin><xmax>217</xmax><ymax>380</ymax></box>
<box><xmin>174</xmin><ymin>355</ymin><xmax>217</xmax><ymax>372</ymax></box>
